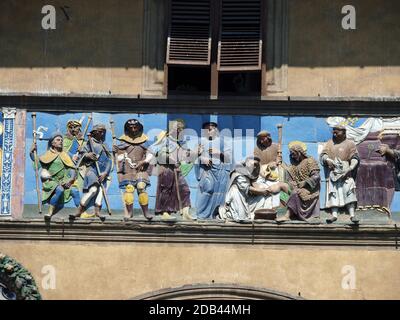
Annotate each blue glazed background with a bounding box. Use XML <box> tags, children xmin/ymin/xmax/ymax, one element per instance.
<box><xmin>24</xmin><ymin>112</ymin><xmax>400</xmax><ymax>213</ymax></box>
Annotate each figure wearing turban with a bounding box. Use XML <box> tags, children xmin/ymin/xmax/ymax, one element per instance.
<box><xmin>276</xmin><ymin>141</ymin><xmax>320</xmax><ymax>222</ymax></box>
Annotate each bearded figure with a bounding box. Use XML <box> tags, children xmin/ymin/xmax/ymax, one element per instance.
<box><xmin>320</xmin><ymin>126</ymin><xmax>360</xmax><ymax>224</ymax></box>
<box><xmin>276</xmin><ymin>141</ymin><xmax>320</xmax><ymax>223</ymax></box>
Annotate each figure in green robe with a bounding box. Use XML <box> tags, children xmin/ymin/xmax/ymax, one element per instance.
<box><xmin>30</xmin><ymin>132</ymin><xmax>80</xmax><ymax>221</ymax></box>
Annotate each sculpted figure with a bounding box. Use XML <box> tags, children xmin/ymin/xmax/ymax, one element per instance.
<box><xmin>63</xmin><ymin>120</ymin><xmax>85</xmax><ymax>161</ymax></box>
<box><xmin>70</xmin><ymin>124</ymin><xmax>112</xmax><ymax>222</ymax></box>
<box><xmin>113</xmin><ymin>119</ymin><xmax>154</xmax><ymax>220</ymax></box>
<box><xmin>150</xmin><ymin>119</ymin><xmax>198</xmax><ymax>220</ymax></box>
<box><xmin>218</xmin><ymin>156</ymin><xmax>272</xmax><ymax>221</ymax></box>
<box><xmin>30</xmin><ymin>132</ymin><xmax>79</xmax><ymax>221</ymax></box>
<box><xmin>378</xmin><ymin>144</ymin><xmax>400</xmax><ymax>183</ymax></box>
<box><xmin>63</xmin><ymin>119</ymin><xmax>86</xmax><ymax>198</ymax></box>
<box><xmin>320</xmin><ymin>126</ymin><xmax>360</xmax><ymax>224</ymax></box>
<box><xmin>195</xmin><ymin>122</ymin><xmax>231</xmax><ymax>219</ymax></box>
<box><xmin>276</xmin><ymin>141</ymin><xmax>320</xmax><ymax>223</ymax></box>
<box><xmin>250</xmin><ymin>162</ymin><xmax>289</xmax><ymax>219</ymax></box>
<box><xmin>254</xmin><ymin>131</ymin><xmax>279</xmax><ymax>166</ymax></box>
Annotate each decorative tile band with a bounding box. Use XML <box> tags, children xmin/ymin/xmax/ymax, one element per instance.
<box><xmin>1</xmin><ymin>108</ymin><xmax>16</xmax><ymax>216</ymax></box>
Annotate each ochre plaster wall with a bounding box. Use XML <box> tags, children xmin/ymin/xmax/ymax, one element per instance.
<box><xmin>0</xmin><ymin>0</ymin><xmax>399</xmax><ymax>98</ymax></box>
<box><xmin>0</xmin><ymin>0</ymin><xmax>143</xmax><ymax>96</ymax></box>
<box><xmin>283</xmin><ymin>0</ymin><xmax>400</xmax><ymax>98</ymax></box>
<box><xmin>2</xmin><ymin>241</ymin><xmax>399</xmax><ymax>300</ymax></box>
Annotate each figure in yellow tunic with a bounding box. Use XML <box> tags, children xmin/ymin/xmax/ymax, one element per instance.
<box><xmin>112</xmin><ymin>119</ymin><xmax>153</xmax><ymax>220</ymax></box>
<box><xmin>30</xmin><ymin>132</ymin><xmax>79</xmax><ymax>221</ymax></box>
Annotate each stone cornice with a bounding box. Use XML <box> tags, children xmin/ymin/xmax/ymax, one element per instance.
<box><xmin>0</xmin><ymin>95</ymin><xmax>400</xmax><ymax>116</ymax></box>
<box><xmin>0</xmin><ymin>220</ymin><xmax>398</xmax><ymax>249</ymax></box>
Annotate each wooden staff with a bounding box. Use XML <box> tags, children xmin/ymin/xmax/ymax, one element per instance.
<box><xmin>87</xmin><ymin>134</ymin><xmax>112</xmax><ymax>216</ymax></box>
<box><xmin>74</xmin><ymin>115</ymin><xmax>92</xmax><ymax>170</ymax></box>
<box><xmin>109</xmin><ymin>117</ymin><xmax>120</xmax><ymax>174</ymax></box>
<box><xmin>277</xmin><ymin>124</ymin><xmax>285</xmax><ymax>181</ymax></box>
<box><xmin>77</xmin><ymin>114</ymin><xmax>92</xmax><ymax>153</ymax></box>
<box><xmin>174</xmin><ymin>167</ymin><xmax>183</xmax><ymax>214</ymax></box>
<box><xmin>277</xmin><ymin>124</ymin><xmax>283</xmax><ymax>165</ymax></box>
<box><xmin>31</xmin><ymin>113</ymin><xmax>42</xmax><ymax>214</ymax></box>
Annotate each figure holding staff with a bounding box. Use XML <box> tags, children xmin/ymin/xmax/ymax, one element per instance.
<box><xmin>29</xmin><ymin>132</ymin><xmax>78</xmax><ymax>221</ymax></box>
<box><xmin>69</xmin><ymin>124</ymin><xmax>112</xmax><ymax>222</ymax></box>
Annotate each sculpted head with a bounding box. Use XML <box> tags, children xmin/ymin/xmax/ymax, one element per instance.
<box><xmin>257</xmin><ymin>131</ymin><xmax>272</xmax><ymax>148</ymax></box>
<box><xmin>66</xmin><ymin>120</ymin><xmax>82</xmax><ymax>137</ymax></box>
<box><xmin>124</xmin><ymin>119</ymin><xmax>143</xmax><ymax>138</ymax></box>
<box><xmin>245</xmin><ymin>156</ymin><xmax>261</xmax><ymax>178</ymax></box>
<box><xmin>202</xmin><ymin>122</ymin><xmax>219</xmax><ymax>140</ymax></box>
<box><xmin>90</xmin><ymin>124</ymin><xmax>106</xmax><ymax>142</ymax></box>
<box><xmin>288</xmin><ymin>141</ymin><xmax>307</xmax><ymax>164</ymax></box>
<box><xmin>168</xmin><ymin>119</ymin><xmax>185</xmax><ymax>139</ymax></box>
<box><xmin>332</xmin><ymin>126</ymin><xmax>346</xmax><ymax>142</ymax></box>
<box><xmin>49</xmin><ymin>133</ymin><xmax>63</xmax><ymax>151</ymax></box>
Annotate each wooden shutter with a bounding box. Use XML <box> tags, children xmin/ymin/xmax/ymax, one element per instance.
<box><xmin>218</xmin><ymin>0</ymin><xmax>262</xmax><ymax>71</ymax></box>
<box><xmin>166</xmin><ymin>0</ymin><xmax>211</xmax><ymax>65</ymax></box>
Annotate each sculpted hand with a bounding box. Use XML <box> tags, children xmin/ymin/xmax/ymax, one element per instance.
<box><xmin>62</xmin><ymin>179</ymin><xmax>75</xmax><ymax>189</ymax></box>
<box><xmin>343</xmin><ymin>168</ymin><xmax>352</xmax><ymax>179</ymax></box>
<box><xmin>209</xmin><ymin>148</ymin><xmax>221</xmax><ymax>155</ymax></box>
<box><xmin>136</xmin><ymin>160</ymin><xmax>147</xmax><ymax>171</ymax></box>
<box><xmin>378</xmin><ymin>144</ymin><xmax>390</xmax><ymax>156</ymax></box>
<box><xmin>326</xmin><ymin>158</ymin><xmax>335</xmax><ymax>170</ymax></box>
<box><xmin>197</xmin><ymin>144</ymin><xmax>204</xmax><ymax>156</ymax></box>
<box><xmin>263</xmin><ymin>187</ymin><xmax>272</xmax><ymax>196</ymax></box>
<box><xmin>297</xmin><ymin>181</ymin><xmax>307</xmax><ymax>188</ymax></box>
<box><xmin>85</xmin><ymin>152</ymin><xmax>98</xmax><ymax>161</ymax></box>
<box><xmin>30</xmin><ymin>142</ymin><xmax>37</xmax><ymax>155</ymax></box>
<box><xmin>98</xmin><ymin>173</ymin><xmax>108</xmax><ymax>183</ymax></box>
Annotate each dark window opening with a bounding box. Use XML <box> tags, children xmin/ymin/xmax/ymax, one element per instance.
<box><xmin>165</xmin><ymin>0</ymin><xmax>265</xmax><ymax>98</ymax></box>
<box><xmin>168</xmin><ymin>66</ymin><xmax>211</xmax><ymax>96</ymax></box>
<box><xmin>218</xmin><ymin>71</ymin><xmax>261</xmax><ymax>97</ymax></box>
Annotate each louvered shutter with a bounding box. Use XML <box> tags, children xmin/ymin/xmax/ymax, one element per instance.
<box><xmin>166</xmin><ymin>0</ymin><xmax>211</xmax><ymax>65</ymax></box>
<box><xmin>218</xmin><ymin>0</ymin><xmax>262</xmax><ymax>71</ymax></box>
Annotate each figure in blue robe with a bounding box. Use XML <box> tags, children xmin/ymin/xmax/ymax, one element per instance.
<box><xmin>69</xmin><ymin>124</ymin><xmax>112</xmax><ymax>221</ymax></box>
<box><xmin>195</xmin><ymin>122</ymin><xmax>232</xmax><ymax>219</ymax></box>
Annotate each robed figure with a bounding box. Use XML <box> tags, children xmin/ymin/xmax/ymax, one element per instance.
<box><xmin>195</xmin><ymin>122</ymin><xmax>231</xmax><ymax>219</ymax></box>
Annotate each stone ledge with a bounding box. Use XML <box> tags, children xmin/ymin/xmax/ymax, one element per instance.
<box><xmin>1</xmin><ymin>95</ymin><xmax>400</xmax><ymax>116</ymax></box>
<box><xmin>0</xmin><ymin>219</ymin><xmax>398</xmax><ymax>249</ymax></box>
